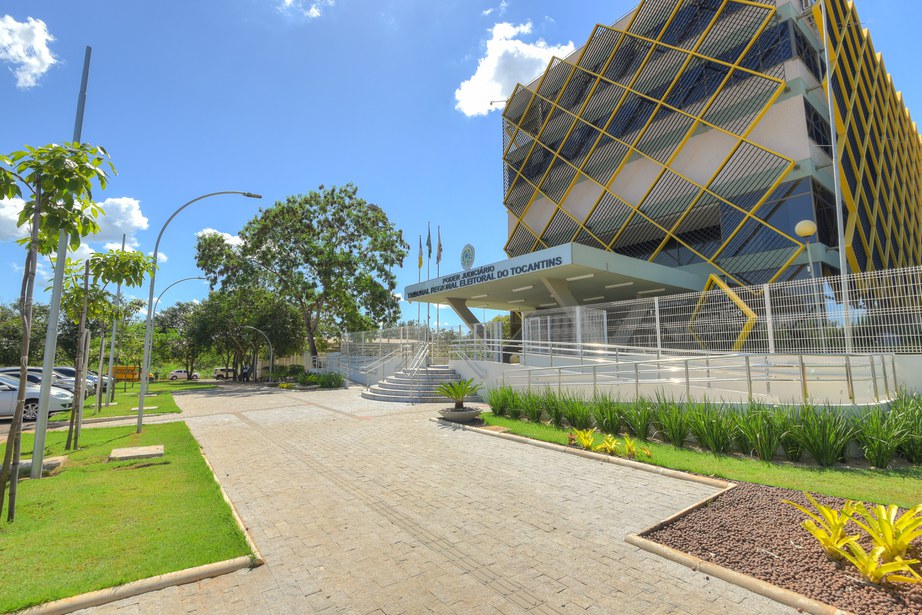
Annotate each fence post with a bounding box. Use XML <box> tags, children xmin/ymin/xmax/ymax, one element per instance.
<box><xmin>558</xmin><ymin>369</ymin><xmax>562</xmax><ymax>395</ymax></box>
<box><xmin>869</xmin><ymin>356</ymin><xmax>879</xmax><ymax>402</ymax></box>
<box><xmin>634</xmin><ymin>362</ymin><xmax>640</xmax><ymax>398</ymax></box>
<box><xmin>745</xmin><ymin>355</ymin><xmax>753</xmax><ymax>402</ymax></box>
<box><xmin>654</xmin><ymin>297</ymin><xmax>662</xmax><ymax>360</ymax></box>
<box><xmin>706</xmin><ymin>358</ymin><xmax>712</xmax><ymax>390</ymax></box>
<box><xmin>593</xmin><ymin>366</ymin><xmax>597</xmax><ymax>395</ymax></box>
<box><xmin>684</xmin><ymin>359</ymin><xmax>690</xmax><ymax>399</ymax></box>
<box><xmin>880</xmin><ymin>355</ymin><xmax>890</xmax><ymax>399</ymax></box>
<box><xmin>763</xmin><ymin>284</ymin><xmax>775</xmax><ymax>355</ymax></box>
<box><xmin>844</xmin><ymin>355</ymin><xmax>855</xmax><ymax>404</ymax></box>
<box><xmin>799</xmin><ymin>355</ymin><xmax>808</xmax><ymax>402</ymax></box>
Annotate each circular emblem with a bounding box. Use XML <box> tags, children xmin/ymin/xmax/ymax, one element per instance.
<box><xmin>461</xmin><ymin>244</ymin><xmax>475</xmax><ymax>271</ymax></box>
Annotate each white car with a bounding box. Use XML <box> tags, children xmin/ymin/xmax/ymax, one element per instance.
<box><xmin>168</xmin><ymin>369</ymin><xmax>200</xmax><ymax>380</ymax></box>
<box><xmin>0</xmin><ymin>374</ymin><xmax>73</xmax><ymax>421</ymax></box>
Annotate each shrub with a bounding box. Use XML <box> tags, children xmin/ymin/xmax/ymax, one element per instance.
<box><xmin>895</xmin><ymin>392</ymin><xmax>922</xmax><ymax>464</ymax></box>
<box><xmin>689</xmin><ymin>402</ymin><xmax>736</xmax><ymax>455</ymax></box>
<box><xmin>485</xmin><ymin>386</ymin><xmax>515</xmax><ymax>417</ymax></box>
<box><xmin>287</xmin><ymin>364</ymin><xmax>306</xmax><ymax>377</ymax></box>
<box><xmin>295</xmin><ymin>373</ymin><xmax>316</xmax><ymax>386</ymax></box>
<box><xmin>507</xmin><ymin>404</ymin><xmax>523</xmax><ymax>421</ymax></box>
<box><xmin>317</xmin><ymin>372</ymin><xmax>344</xmax><ymax>389</ymax></box>
<box><xmin>562</xmin><ymin>392</ymin><xmax>593</xmax><ymax>430</ymax></box>
<box><xmin>778</xmin><ymin>405</ymin><xmax>805</xmax><ymax>462</ymax></box>
<box><xmin>735</xmin><ymin>403</ymin><xmax>783</xmax><ymax>462</ymax></box>
<box><xmin>594</xmin><ymin>434</ymin><xmax>621</xmax><ymax>456</ymax></box>
<box><xmin>855</xmin><ymin>406</ymin><xmax>911</xmax><ymax>468</ymax></box>
<box><xmin>572</xmin><ymin>428</ymin><xmax>596</xmax><ymax>450</ymax></box>
<box><xmin>794</xmin><ymin>403</ymin><xmax>856</xmax><ymax>467</ymax></box>
<box><xmin>622</xmin><ymin>397</ymin><xmax>655</xmax><ymax>441</ymax></box>
<box><xmin>592</xmin><ymin>394</ymin><xmax>620</xmax><ymax>436</ymax></box>
<box><xmin>521</xmin><ymin>390</ymin><xmax>544</xmax><ymax>423</ymax></box>
<box><xmin>542</xmin><ymin>388</ymin><xmax>566</xmax><ymax>429</ymax></box>
<box><xmin>654</xmin><ymin>398</ymin><xmax>689</xmax><ymax>448</ymax></box>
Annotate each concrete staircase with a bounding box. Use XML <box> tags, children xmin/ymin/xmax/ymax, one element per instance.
<box><xmin>361</xmin><ymin>365</ymin><xmax>480</xmax><ymax>403</ymax></box>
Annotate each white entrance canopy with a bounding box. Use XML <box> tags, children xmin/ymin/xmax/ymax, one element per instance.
<box><xmin>405</xmin><ymin>243</ymin><xmax>708</xmax><ymax>328</ymax></box>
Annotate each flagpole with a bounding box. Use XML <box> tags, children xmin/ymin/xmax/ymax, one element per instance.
<box><xmin>426</xmin><ymin>222</ymin><xmax>431</xmax><ymax>355</ymax></box>
<box><xmin>417</xmin><ymin>234</ymin><xmax>422</xmax><ymax>338</ymax></box>
<box><xmin>436</xmin><ymin>225</ymin><xmax>440</xmax><ymax>348</ymax></box>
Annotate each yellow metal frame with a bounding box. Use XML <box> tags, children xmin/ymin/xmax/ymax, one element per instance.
<box><xmin>688</xmin><ymin>274</ymin><xmax>758</xmax><ymax>351</ymax></box>
<box><xmin>813</xmin><ymin>0</ymin><xmax>922</xmax><ymax>274</ymax></box>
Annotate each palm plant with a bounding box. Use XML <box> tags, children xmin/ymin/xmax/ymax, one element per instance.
<box><xmin>436</xmin><ymin>379</ymin><xmax>482</xmax><ymax>409</ymax></box>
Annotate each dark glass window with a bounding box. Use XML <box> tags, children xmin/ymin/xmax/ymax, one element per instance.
<box><xmin>813</xmin><ymin>180</ymin><xmax>839</xmax><ymax>248</ymax></box>
<box><xmin>805</xmin><ymin>101</ymin><xmax>832</xmax><ymax>156</ymax></box>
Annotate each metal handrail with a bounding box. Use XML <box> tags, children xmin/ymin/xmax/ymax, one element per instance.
<box><xmin>497</xmin><ymin>352</ymin><xmax>897</xmax><ymax>405</ymax></box>
<box><xmin>406</xmin><ymin>343</ymin><xmax>430</xmax><ymax>403</ymax></box>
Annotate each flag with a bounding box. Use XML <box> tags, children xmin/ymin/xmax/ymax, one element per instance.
<box><xmin>426</xmin><ymin>223</ymin><xmax>432</xmax><ymax>259</ymax></box>
<box><xmin>437</xmin><ymin>226</ymin><xmax>442</xmax><ymax>265</ymax></box>
<box><xmin>418</xmin><ymin>235</ymin><xmax>423</xmax><ymax>269</ymax></box>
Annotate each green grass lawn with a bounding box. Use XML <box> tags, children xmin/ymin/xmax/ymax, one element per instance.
<box><xmin>482</xmin><ymin>414</ymin><xmax>922</xmax><ymax>508</ymax></box>
<box><xmin>0</xmin><ymin>423</ymin><xmax>251</xmax><ymax>613</ymax></box>
<box><xmin>51</xmin><ymin>380</ymin><xmax>217</xmax><ymax>423</ymax></box>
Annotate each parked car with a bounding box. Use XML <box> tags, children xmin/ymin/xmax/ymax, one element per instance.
<box><xmin>213</xmin><ymin>367</ymin><xmax>236</xmax><ymax>380</ymax></box>
<box><xmin>0</xmin><ymin>367</ymin><xmax>83</xmax><ymax>397</ymax></box>
<box><xmin>0</xmin><ymin>373</ymin><xmax>73</xmax><ymax>421</ymax></box>
<box><xmin>53</xmin><ymin>366</ymin><xmax>102</xmax><ymax>393</ymax></box>
<box><xmin>168</xmin><ymin>369</ymin><xmax>200</xmax><ymax>380</ymax></box>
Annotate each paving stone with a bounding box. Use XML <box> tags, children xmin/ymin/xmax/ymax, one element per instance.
<box><xmin>108</xmin><ymin>445</ymin><xmax>164</xmax><ymax>461</ymax></box>
<box><xmin>75</xmin><ymin>387</ymin><xmax>794</xmax><ymax>615</ymax></box>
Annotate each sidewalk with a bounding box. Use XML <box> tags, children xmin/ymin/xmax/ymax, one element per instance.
<box><xmin>74</xmin><ymin>387</ymin><xmax>791</xmax><ymax>614</ymax></box>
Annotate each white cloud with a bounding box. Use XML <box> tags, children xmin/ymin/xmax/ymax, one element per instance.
<box><xmin>482</xmin><ymin>1</ymin><xmax>508</xmax><ymax>17</ymax></box>
<box><xmin>455</xmin><ymin>21</ymin><xmax>574</xmax><ymax>117</ymax></box>
<box><xmin>196</xmin><ymin>228</ymin><xmax>244</xmax><ymax>248</ymax></box>
<box><xmin>1</xmin><ymin>196</ymin><xmax>150</xmax><ymax>253</ymax></box>
<box><xmin>0</xmin><ymin>15</ymin><xmax>56</xmax><ymax>88</ymax></box>
<box><xmin>91</xmin><ymin>197</ymin><xmax>149</xmax><ymax>247</ymax></box>
<box><xmin>147</xmin><ymin>251</ymin><xmax>168</xmax><ymax>264</ymax></box>
<box><xmin>278</xmin><ymin>0</ymin><xmax>335</xmax><ymax>19</ymax></box>
<box><xmin>0</xmin><ymin>198</ymin><xmax>26</xmax><ymax>242</ymax></box>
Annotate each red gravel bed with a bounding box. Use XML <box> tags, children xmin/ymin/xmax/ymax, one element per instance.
<box><xmin>644</xmin><ymin>483</ymin><xmax>922</xmax><ymax>615</ymax></box>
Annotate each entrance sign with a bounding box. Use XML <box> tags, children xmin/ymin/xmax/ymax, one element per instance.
<box><xmin>407</xmin><ymin>244</ymin><xmax>570</xmax><ymax>300</ymax></box>
<box><xmin>461</xmin><ymin>244</ymin><xmax>475</xmax><ymax>271</ymax></box>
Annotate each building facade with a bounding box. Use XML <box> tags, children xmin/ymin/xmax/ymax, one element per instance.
<box><xmin>406</xmin><ymin>0</ymin><xmax>922</xmax><ymax>343</ymax></box>
<box><xmin>500</xmin><ymin>0</ymin><xmax>921</xmax><ymax>286</ymax></box>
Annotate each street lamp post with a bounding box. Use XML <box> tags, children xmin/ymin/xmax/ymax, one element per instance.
<box><xmin>145</xmin><ymin>276</ymin><xmax>208</xmax><ymax>360</ymax></box>
<box><xmin>817</xmin><ymin>0</ymin><xmax>853</xmax><ymax>353</ymax></box>
<box><xmin>242</xmin><ymin>325</ymin><xmax>274</xmax><ymax>383</ymax></box>
<box><xmin>137</xmin><ymin>192</ymin><xmax>261</xmax><ymax>432</ymax></box>
<box><xmin>796</xmin><ymin>219</ymin><xmax>827</xmax><ymax>353</ymax></box>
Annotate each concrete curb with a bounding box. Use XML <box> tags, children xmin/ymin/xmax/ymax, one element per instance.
<box><xmin>431</xmin><ymin>417</ymin><xmax>731</xmax><ymax>489</ymax></box>
<box><xmin>14</xmin><ymin>428</ymin><xmax>264</xmax><ymax>615</ymax></box>
<box><xmin>624</xmin><ymin>534</ymin><xmax>853</xmax><ymax>615</ymax></box>
<box><xmin>16</xmin><ymin>557</ymin><xmax>257</xmax><ymax>615</ymax></box>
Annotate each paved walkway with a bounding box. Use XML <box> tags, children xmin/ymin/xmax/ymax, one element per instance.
<box><xmin>75</xmin><ymin>386</ymin><xmax>791</xmax><ymax>614</ymax></box>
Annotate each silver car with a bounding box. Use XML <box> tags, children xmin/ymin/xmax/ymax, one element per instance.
<box><xmin>0</xmin><ymin>373</ymin><xmax>73</xmax><ymax>421</ymax></box>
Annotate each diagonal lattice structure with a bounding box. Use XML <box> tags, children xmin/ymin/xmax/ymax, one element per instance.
<box><xmin>501</xmin><ymin>0</ymin><xmax>808</xmax><ymax>287</ymax></box>
<box><xmin>817</xmin><ymin>0</ymin><xmax>922</xmax><ymax>274</ymax></box>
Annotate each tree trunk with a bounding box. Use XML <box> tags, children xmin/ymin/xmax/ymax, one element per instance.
<box><xmin>0</xmin><ymin>179</ymin><xmax>42</xmax><ymax>522</ymax></box>
<box><xmin>66</xmin><ymin>261</ymin><xmax>90</xmax><ymax>450</ymax></box>
<box><xmin>94</xmin><ymin>333</ymin><xmax>105</xmax><ymax>415</ymax></box>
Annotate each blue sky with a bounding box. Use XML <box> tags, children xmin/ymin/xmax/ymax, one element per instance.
<box><xmin>1</xmin><ymin>0</ymin><xmax>920</xmax><ymax>330</ymax></box>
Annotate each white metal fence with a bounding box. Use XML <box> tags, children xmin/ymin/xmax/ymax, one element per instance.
<box><xmin>524</xmin><ymin>266</ymin><xmax>922</xmax><ymax>355</ymax></box>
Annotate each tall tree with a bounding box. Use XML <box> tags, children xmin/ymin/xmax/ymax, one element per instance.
<box><xmin>58</xmin><ymin>249</ymin><xmax>152</xmax><ymax>448</ymax></box>
<box><xmin>196</xmin><ymin>184</ymin><xmax>408</xmax><ymax>357</ymax></box>
<box><xmin>0</xmin><ymin>142</ymin><xmax>114</xmax><ymax>522</ymax></box>
<box><xmin>154</xmin><ymin>302</ymin><xmax>211</xmax><ymax>379</ymax></box>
